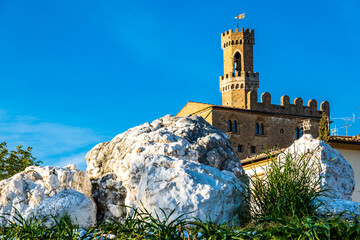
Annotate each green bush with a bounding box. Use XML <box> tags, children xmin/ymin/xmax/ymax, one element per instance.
<box><xmin>247</xmin><ymin>151</ymin><xmax>326</xmax><ymax>221</ymax></box>
<box><xmin>0</xmin><ymin>142</ymin><xmax>41</xmax><ymax>181</ymax></box>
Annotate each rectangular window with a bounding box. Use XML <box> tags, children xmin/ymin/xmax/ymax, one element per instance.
<box><xmin>251</xmin><ymin>146</ymin><xmax>256</xmax><ymax>153</ymax></box>
<box><xmin>237</xmin><ymin>145</ymin><xmax>242</xmax><ymax>152</ymax></box>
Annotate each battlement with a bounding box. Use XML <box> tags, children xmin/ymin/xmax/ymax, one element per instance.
<box><xmin>220</xmin><ymin>71</ymin><xmax>259</xmax><ymax>80</ymax></box>
<box><xmin>221</xmin><ymin>28</ymin><xmax>255</xmax><ymax>48</ymax></box>
<box><xmin>221</xmin><ymin>28</ymin><xmax>254</xmax><ymax>37</ymax></box>
<box><xmin>246</xmin><ymin>91</ymin><xmax>330</xmax><ymax>117</ymax></box>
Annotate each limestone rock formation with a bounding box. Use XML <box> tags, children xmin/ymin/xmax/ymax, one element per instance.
<box><xmin>29</xmin><ymin>189</ymin><xmax>96</xmax><ymax>228</ymax></box>
<box><xmin>86</xmin><ymin>114</ymin><xmax>246</xmax><ymax>223</ymax></box>
<box><xmin>282</xmin><ymin>134</ymin><xmax>355</xmax><ymax>200</ymax></box>
<box><xmin>315</xmin><ymin>197</ymin><xmax>360</xmax><ymax>221</ymax></box>
<box><xmin>0</xmin><ymin>164</ymin><xmax>93</xmax><ymax>225</ymax></box>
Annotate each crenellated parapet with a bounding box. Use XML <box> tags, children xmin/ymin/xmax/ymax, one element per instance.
<box><xmin>219</xmin><ymin>72</ymin><xmax>259</xmax><ymax>93</ymax></box>
<box><xmin>246</xmin><ymin>91</ymin><xmax>330</xmax><ymax>118</ymax></box>
<box><xmin>221</xmin><ymin>28</ymin><xmax>255</xmax><ymax>49</ymax></box>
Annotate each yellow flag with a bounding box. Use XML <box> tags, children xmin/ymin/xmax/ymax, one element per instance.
<box><xmin>235</xmin><ymin>13</ymin><xmax>245</xmax><ymax>19</ymax></box>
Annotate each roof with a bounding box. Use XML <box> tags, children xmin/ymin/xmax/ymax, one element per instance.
<box><xmin>241</xmin><ymin>148</ymin><xmax>286</xmax><ymax>166</ymax></box>
<box><xmin>327</xmin><ymin>135</ymin><xmax>360</xmax><ymax>151</ymax></box>
<box><xmin>328</xmin><ymin>135</ymin><xmax>360</xmax><ymax>145</ymax></box>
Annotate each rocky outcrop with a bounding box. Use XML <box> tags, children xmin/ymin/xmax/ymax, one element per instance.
<box><xmin>282</xmin><ymin>134</ymin><xmax>355</xmax><ymax>200</ymax></box>
<box><xmin>29</xmin><ymin>189</ymin><xmax>96</xmax><ymax>228</ymax></box>
<box><xmin>86</xmin><ymin>115</ymin><xmax>246</xmax><ymax>223</ymax></box>
<box><xmin>0</xmin><ymin>164</ymin><xmax>93</xmax><ymax>225</ymax></box>
<box><xmin>315</xmin><ymin>197</ymin><xmax>360</xmax><ymax>221</ymax></box>
<box><xmin>91</xmin><ymin>174</ymin><xmax>127</xmax><ymax>221</ymax></box>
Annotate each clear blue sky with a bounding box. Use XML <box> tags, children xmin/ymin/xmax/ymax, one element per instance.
<box><xmin>0</xmin><ymin>0</ymin><xmax>359</xmax><ymax>169</ymax></box>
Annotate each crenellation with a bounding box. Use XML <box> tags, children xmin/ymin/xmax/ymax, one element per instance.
<box><xmin>320</xmin><ymin>101</ymin><xmax>330</xmax><ymax>116</ymax></box>
<box><xmin>244</xmin><ymin>93</ymin><xmax>324</xmax><ymax>118</ymax></box>
<box><xmin>261</xmin><ymin>92</ymin><xmax>271</xmax><ymax>105</ymax></box>
<box><xmin>281</xmin><ymin>95</ymin><xmax>290</xmax><ymax>107</ymax></box>
<box><xmin>294</xmin><ymin>97</ymin><xmax>303</xmax><ymax>107</ymax></box>
<box><xmin>308</xmin><ymin>99</ymin><xmax>317</xmax><ymax>111</ymax></box>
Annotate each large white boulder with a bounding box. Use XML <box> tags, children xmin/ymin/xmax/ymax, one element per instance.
<box><xmin>0</xmin><ymin>164</ymin><xmax>93</xmax><ymax>225</ymax></box>
<box><xmin>29</xmin><ymin>189</ymin><xmax>96</xmax><ymax>229</ymax></box>
<box><xmin>315</xmin><ymin>197</ymin><xmax>360</xmax><ymax>221</ymax></box>
<box><xmin>86</xmin><ymin>115</ymin><xmax>246</xmax><ymax>224</ymax></box>
<box><xmin>283</xmin><ymin>134</ymin><xmax>355</xmax><ymax>200</ymax></box>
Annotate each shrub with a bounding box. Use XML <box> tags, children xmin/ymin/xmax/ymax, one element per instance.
<box><xmin>0</xmin><ymin>142</ymin><xmax>41</xmax><ymax>181</ymax></box>
<box><xmin>247</xmin><ymin>151</ymin><xmax>326</xmax><ymax>221</ymax></box>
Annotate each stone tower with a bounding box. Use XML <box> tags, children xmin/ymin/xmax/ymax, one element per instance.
<box><xmin>219</xmin><ymin>28</ymin><xmax>259</xmax><ymax>108</ymax></box>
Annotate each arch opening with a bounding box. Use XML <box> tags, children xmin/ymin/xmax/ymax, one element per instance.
<box><xmin>233</xmin><ymin>52</ymin><xmax>241</xmax><ymax>74</ymax></box>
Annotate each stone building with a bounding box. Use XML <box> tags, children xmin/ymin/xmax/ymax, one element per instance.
<box><xmin>177</xmin><ymin>27</ymin><xmax>330</xmax><ymax>159</ymax></box>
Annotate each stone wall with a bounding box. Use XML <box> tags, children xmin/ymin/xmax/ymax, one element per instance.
<box><xmin>211</xmin><ymin>107</ymin><xmax>321</xmax><ymax>159</ymax></box>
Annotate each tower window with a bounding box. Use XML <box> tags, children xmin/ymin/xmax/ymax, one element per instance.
<box><xmin>255</xmin><ymin>123</ymin><xmax>260</xmax><ymax>135</ymax></box>
<box><xmin>228</xmin><ymin>120</ymin><xmax>232</xmax><ymax>132</ymax></box>
<box><xmin>233</xmin><ymin>52</ymin><xmax>241</xmax><ymax>73</ymax></box>
<box><xmin>237</xmin><ymin>145</ymin><xmax>242</xmax><ymax>152</ymax></box>
<box><xmin>233</xmin><ymin>121</ymin><xmax>237</xmax><ymax>132</ymax></box>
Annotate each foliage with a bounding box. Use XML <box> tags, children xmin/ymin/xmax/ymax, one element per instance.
<box><xmin>2</xmin><ymin>209</ymin><xmax>360</xmax><ymax>239</ymax></box>
<box><xmin>0</xmin><ymin>141</ymin><xmax>41</xmax><ymax>181</ymax></box>
<box><xmin>319</xmin><ymin>113</ymin><xmax>330</xmax><ymax>143</ymax></box>
<box><xmin>246</xmin><ymin>151</ymin><xmax>326</xmax><ymax>221</ymax></box>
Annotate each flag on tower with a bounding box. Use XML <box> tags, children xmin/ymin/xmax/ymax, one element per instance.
<box><xmin>235</xmin><ymin>13</ymin><xmax>245</xmax><ymax>19</ymax></box>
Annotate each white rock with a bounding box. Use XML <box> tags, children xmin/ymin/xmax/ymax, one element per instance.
<box><xmin>316</xmin><ymin>197</ymin><xmax>360</xmax><ymax>221</ymax></box>
<box><xmin>282</xmin><ymin>134</ymin><xmax>355</xmax><ymax>200</ymax></box>
<box><xmin>29</xmin><ymin>189</ymin><xmax>96</xmax><ymax>228</ymax></box>
<box><xmin>0</xmin><ymin>165</ymin><xmax>93</xmax><ymax>225</ymax></box>
<box><xmin>86</xmin><ymin>115</ymin><xmax>246</xmax><ymax>224</ymax></box>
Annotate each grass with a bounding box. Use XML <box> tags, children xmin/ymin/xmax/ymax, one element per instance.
<box><xmin>1</xmin><ymin>151</ymin><xmax>360</xmax><ymax>239</ymax></box>
<box><xmin>246</xmin><ymin>151</ymin><xmax>327</xmax><ymax>221</ymax></box>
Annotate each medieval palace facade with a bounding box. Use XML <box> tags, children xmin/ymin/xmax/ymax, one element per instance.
<box><xmin>177</xmin><ymin>27</ymin><xmax>330</xmax><ymax>160</ymax></box>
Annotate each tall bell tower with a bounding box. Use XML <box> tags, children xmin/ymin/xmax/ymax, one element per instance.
<box><xmin>219</xmin><ymin>28</ymin><xmax>259</xmax><ymax>109</ymax></box>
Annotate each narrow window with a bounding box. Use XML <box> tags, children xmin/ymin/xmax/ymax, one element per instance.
<box><xmin>300</xmin><ymin>128</ymin><xmax>304</xmax><ymax>137</ymax></box>
<box><xmin>228</xmin><ymin>120</ymin><xmax>232</xmax><ymax>132</ymax></box>
<box><xmin>233</xmin><ymin>52</ymin><xmax>241</xmax><ymax>73</ymax></box>
<box><xmin>237</xmin><ymin>145</ymin><xmax>242</xmax><ymax>152</ymax></box>
<box><xmin>233</xmin><ymin>121</ymin><xmax>237</xmax><ymax>132</ymax></box>
<box><xmin>251</xmin><ymin>146</ymin><xmax>256</xmax><ymax>153</ymax></box>
<box><xmin>296</xmin><ymin>127</ymin><xmax>300</xmax><ymax>139</ymax></box>
<box><xmin>260</xmin><ymin>123</ymin><xmax>264</xmax><ymax>135</ymax></box>
<box><xmin>255</xmin><ymin>123</ymin><xmax>259</xmax><ymax>135</ymax></box>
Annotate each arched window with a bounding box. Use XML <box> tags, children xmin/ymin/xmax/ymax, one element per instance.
<box><xmin>233</xmin><ymin>52</ymin><xmax>241</xmax><ymax>73</ymax></box>
<box><xmin>233</xmin><ymin>121</ymin><xmax>237</xmax><ymax>132</ymax></box>
<box><xmin>255</xmin><ymin>123</ymin><xmax>259</xmax><ymax>135</ymax></box>
<box><xmin>260</xmin><ymin>123</ymin><xmax>264</xmax><ymax>135</ymax></box>
<box><xmin>228</xmin><ymin>120</ymin><xmax>232</xmax><ymax>132</ymax></box>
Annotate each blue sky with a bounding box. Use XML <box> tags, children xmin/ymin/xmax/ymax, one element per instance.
<box><xmin>0</xmin><ymin>0</ymin><xmax>359</xmax><ymax>169</ymax></box>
